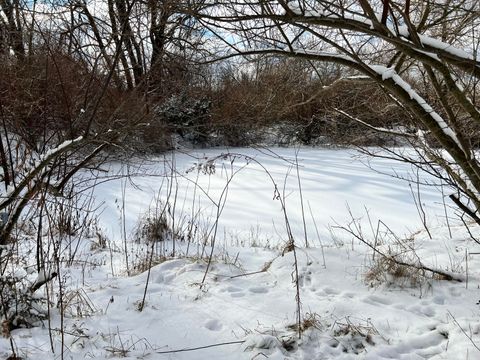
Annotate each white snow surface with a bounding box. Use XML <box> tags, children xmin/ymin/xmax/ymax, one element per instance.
<box><xmin>2</xmin><ymin>147</ymin><xmax>480</xmax><ymax>360</ymax></box>
<box><xmin>94</xmin><ymin>147</ymin><xmax>450</xmax><ymax>244</ymax></box>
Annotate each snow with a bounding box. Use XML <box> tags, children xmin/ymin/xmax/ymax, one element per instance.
<box><xmin>2</xmin><ymin>147</ymin><xmax>480</xmax><ymax>360</ymax></box>
<box><xmin>288</xmin><ymin>4</ymin><xmax>479</xmax><ymax>65</ymax></box>
<box><xmin>42</xmin><ymin>136</ymin><xmax>83</xmax><ymax>159</ymax></box>
<box><xmin>290</xmin><ymin>49</ymin><xmax>355</xmax><ymax>63</ymax></box>
<box><xmin>30</xmin><ymin>268</ymin><xmax>56</xmax><ymax>289</ymax></box>
<box><xmin>93</xmin><ymin>147</ymin><xmax>450</xmax><ymax>244</ymax></box>
<box><xmin>418</xmin><ymin>34</ymin><xmax>480</xmax><ymax>62</ymax></box>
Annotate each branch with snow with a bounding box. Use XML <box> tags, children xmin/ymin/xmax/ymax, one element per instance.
<box><xmin>333</xmin><ymin>108</ymin><xmax>417</xmax><ymax>138</ymax></box>
<box><xmin>0</xmin><ymin>136</ymin><xmax>84</xmax><ymax>210</ymax></box>
<box><xmin>368</xmin><ymin>65</ymin><xmax>466</xmax><ymax>152</ymax></box>
<box><xmin>29</xmin><ymin>268</ymin><xmax>57</xmax><ymax>293</ymax></box>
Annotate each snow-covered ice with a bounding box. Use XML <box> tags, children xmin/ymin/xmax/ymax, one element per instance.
<box><xmin>94</xmin><ymin>147</ymin><xmax>452</xmax><ymax>245</ymax></box>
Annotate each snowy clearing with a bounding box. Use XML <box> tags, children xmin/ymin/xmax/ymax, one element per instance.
<box><xmin>95</xmin><ymin>147</ymin><xmax>451</xmax><ymax>246</ymax></box>
<box><xmin>2</xmin><ymin>147</ymin><xmax>480</xmax><ymax>360</ymax></box>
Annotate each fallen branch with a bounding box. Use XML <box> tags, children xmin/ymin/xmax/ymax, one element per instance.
<box><xmin>229</xmin><ymin>270</ymin><xmax>265</xmax><ymax>279</ymax></box>
<box><xmin>337</xmin><ymin>224</ymin><xmax>462</xmax><ymax>282</ymax></box>
<box><xmin>155</xmin><ymin>340</ymin><xmax>245</xmax><ymax>354</ymax></box>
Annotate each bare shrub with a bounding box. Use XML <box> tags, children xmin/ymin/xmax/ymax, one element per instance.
<box><xmin>364</xmin><ymin>235</ymin><xmax>454</xmax><ymax>288</ymax></box>
<box><xmin>338</xmin><ymin>211</ymin><xmax>458</xmax><ymax>287</ymax></box>
<box><xmin>287</xmin><ymin>312</ymin><xmax>323</xmax><ymax>333</ymax></box>
<box><xmin>365</xmin><ymin>252</ymin><xmax>429</xmax><ymax>288</ymax></box>
<box><xmin>129</xmin><ymin>206</ymin><xmax>174</xmax><ymax>275</ymax></box>
<box><xmin>61</xmin><ymin>289</ymin><xmax>97</xmax><ymax>318</ymax></box>
<box><xmin>330</xmin><ymin>317</ymin><xmax>378</xmax><ymax>354</ymax></box>
<box><xmin>133</xmin><ymin>211</ymin><xmax>170</xmax><ymax>244</ymax></box>
<box><xmin>0</xmin><ymin>267</ymin><xmax>52</xmax><ymax>332</ymax></box>
<box><xmin>209</xmin><ymin>58</ymin><xmax>324</xmax><ymax>146</ymax></box>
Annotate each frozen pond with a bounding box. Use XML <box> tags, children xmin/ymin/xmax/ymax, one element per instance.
<box><xmin>93</xmin><ymin>147</ymin><xmax>454</xmax><ymax>246</ymax></box>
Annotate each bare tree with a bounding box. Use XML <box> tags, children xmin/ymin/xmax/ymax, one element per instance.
<box><xmin>0</xmin><ymin>0</ymin><xmax>25</xmax><ymax>58</ymax></box>
<box><xmin>0</xmin><ymin>0</ymin><xmax>151</xmax><ymax>337</ymax></box>
<box><xmin>0</xmin><ymin>0</ymin><xmax>209</xmax><ymax>245</ymax></box>
<box><xmin>192</xmin><ymin>0</ymin><xmax>480</xmax><ymax>222</ymax></box>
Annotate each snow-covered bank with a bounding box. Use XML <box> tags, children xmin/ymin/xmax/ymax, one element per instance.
<box><xmin>2</xmin><ymin>147</ymin><xmax>479</xmax><ymax>360</ymax></box>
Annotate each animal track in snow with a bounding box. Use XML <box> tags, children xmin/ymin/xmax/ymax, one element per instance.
<box><xmin>323</xmin><ymin>287</ymin><xmax>340</xmax><ymax>295</ymax></box>
<box><xmin>361</xmin><ymin>293</ymin><xmax>436</xmax><ymax>318</ymax></box>
<box><xmin>152</xmin><ymin>260</ymin><xmax>188</xmax><ymax>284</ymax></box>
<box><xmin>230</xmin><ymin>292</ymin><xmax>245</xmax><ymax>298</ymax></box>
<box><xmin>407</xmin><ymin>304</ymin><xmax>436</xmax><ymax>318</ymax></box>
<box><xmin>363</xmin><ymin>294</ymin><xmax>393</xmax><ymax>306</ymax></box>
<box><xmin>204</xmin><ymin>319</ymin><xmax>223</xmax><ymax>331</ymax></box>
<box><xmin>249</xmin><ymin>287</ymin><xmax>269</xmax><ymax>294</ymax></box>
<box><xmin>315</xmin><ymin>287</ymin><xmax>341</xmax><ymax>300</ymax></box>
<box><xmin>299</xmin><ymin>271</ymin><xmax>313</xmax><ymax>288</ymax></box>
<box><xmin>377</xmin><ymin>328</ymin><xmax>447</xmax><ymax>359</ymax></box>
<box><xmin>449</xmin><ymin>286</ymin><xmax>462</xmax><ymax>297</ymax></box>
<box><xmin>225</xmin><ymin>286</ymin><xmax>246</xmax><ymax>298</ymax></box>
<box><xmin>224</xmin><ymin>286</ymin><xmax>242</xmax><ymax>293</ymax></box>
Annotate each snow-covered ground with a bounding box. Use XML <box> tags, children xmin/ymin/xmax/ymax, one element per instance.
<box><xmin>2</xmin><ymin>147</ymin><xmax>480</xmax><ymax>360</ymax></box>
<box><xmin>95</xmin><ymin>147</ymin><xmax>451</xmax><ymax>246</ymax></box>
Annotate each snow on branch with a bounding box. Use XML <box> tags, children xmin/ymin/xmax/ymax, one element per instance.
<box><xmin>0</xmin><ymin>136</ymin><xmax>84</xmax><ymax>210</ymax></box>
<box><xmin>391</xmin><ymin>24</ymin><xmax>476</xmax><ymax>58</ymax></box>
<box><xmin>282</xmin><ymin>3</ymin><xmax>480</xmax><ymax>70</ymax></box>
<box><xmin>368</xmin><ymin>65</ymin><xmax>465</xmax><ymax>153</ymax></box>
<box><xmin>333</xmin><ymin>108</ymin><xmax>416</xmax><ymax>138</ymax></box>
<box><xmin>29</xmin><ymin>268</ymin><xmax>58</xmax><ymax>293</ymax></box>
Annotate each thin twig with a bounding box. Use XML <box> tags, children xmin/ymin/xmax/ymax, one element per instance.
<box><xmin>155</xmin><ymin>340</ymin><xmax>245</xmax><ymax>354</ymax></box>
<box><xmin>307</xmin><ymin>201</ymin><xmax>326</xmax><ymax>267</ymax></box>
<box><xmin>448</xmin><ymin>310</ymin><xmax>480</xmax><ymax>352</ymax></box>
<box><xmin>294</xmin><ymin>148</ymin><xmax>309</xmax><ymax>247</ymax></box>
<box><xmin>229</xmin><ymin>270</ymin><xmax>266</xmax><ymax>279</ymax></box>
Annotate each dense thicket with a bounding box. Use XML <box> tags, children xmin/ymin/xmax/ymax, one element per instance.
<box><xmin>0</xmin><ymin>1</ymin><xmax>417</xmax><ymax>154</ymax></box>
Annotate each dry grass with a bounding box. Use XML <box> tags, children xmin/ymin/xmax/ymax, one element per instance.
<box><xmin>365</xmin><ymin>255</ymin><xmax>424</xmax><ymax>287</ymax></box>
<box><xmin>330</xmin><ymin>317</ymin><xmax>378</xmax><ymax>354</ymax></box>
<box><xmin>287</xmin><ymin>312</ymin><xmax>323</xmax><ymax>335</ymax></box>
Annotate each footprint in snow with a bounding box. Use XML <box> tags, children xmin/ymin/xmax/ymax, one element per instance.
<box><xmin>204</xmin><ymin>319</ymin><xmax>223</xmax><ymax>331</ymax></box>
<box><xmin>408</xmin><ymin>304</ymin><xmax>436</xmax><ymax>318</ymax></box>
<box><xmin>449</xmin><ymin>286</ymin><xmax>462</xmax><ymax>297</ymax></box>
<box><xmin>154</xmin><ymin>272</ymin><xmax>175</xmax><ymax>284</ymax></box>
<box><xmin>408</xmin><ymin>329</ymin><xmax>447</xmax><ymax>352</ymax></box>
<box><xmin>323</xmin><ymin>287</ymin><xmax>340</xmax><ymax>295</ymax></box>
<box><xmin>249</xmin><ymin>287</ymin><xmax>269</xmax><ymax>294</ymax></box>
<box><xmin>299</xmin><ymin>271</ymin><xmax>313</xmax><ymax>288</ymax></box>
<box><xmin>225</xmin><ymin>286</ymin><xmax>242</xmax><ymax>293</ymax></box>
<box><xmin>315</xmin><ymin>287</ymin><xmax>340</xmax><ymax>300</ymax></box>
<box><xmin>225</xmin><ymin>286</ymin><xmax>246</xmax><ymax>298</ymax></box>
<box><xmin>378</xmin><ymin>328</ymin><xmax>447</xmax><ymax>359</ymax></box>
<box><xmin>363</xmin><ymin>294</ymin><xmax>393</xmax><ymax>306</ymax></box>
